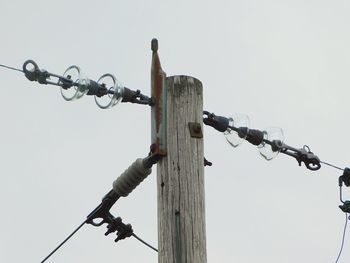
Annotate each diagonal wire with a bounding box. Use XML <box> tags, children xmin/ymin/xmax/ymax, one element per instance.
<box><xmin>41</xmin><ymin>219</ymin><xmax>87</xmax><ymax>263</ymax></box>
<box><xmin>40</xmin><ymin>219</ymin><xmax>158</xmax><ymax>262</ymax></box>
<box><xmin>132</xmin><ymin>233</ymin><xmax>158</xmax><ymax>252</ymax></box>
<box><xmin>335</xmin><ymin>213</ymin><xmax>348</xmax><ymax>263</ymax></box>
<box><xmin>0</xmin><ymin>63</ymin><xmax>23</xmax><ymax>73</ymax></box>
<box><xmin>320</xmin><ymin>161</ymin><xmax>343</xmax><ymax>171</ymax></box>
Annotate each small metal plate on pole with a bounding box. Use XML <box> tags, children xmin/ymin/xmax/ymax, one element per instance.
<box><xmin>188</xmin><ymin>122</ymin><xmax>203</xmax><ymax>138</ymax></box>
<box><xmin>151</xmin><ymin>39</ymin><xmax>167</xmax><ymax>157</ymax></box>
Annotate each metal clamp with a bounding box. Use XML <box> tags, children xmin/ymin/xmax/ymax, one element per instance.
<box><xmin>203</xmin><ymin>111</ymin><xmax>229</xmax><ymax>132</ymax></box>
<box><xmin>23</xmin><ymin>60</ymin><xmax>75</xmax><ymax>88</ymax></box>
<box><xmin>272</xmin><ymin>141</ymin><xmax>321</xmax><ymax>171</ymax></box>
<box><xmin>338</xmin><ymin>169</ymin><xmax>350</xmax><ymax>213</ymax></box>
<box><xmin>85</xmin><ymin>189</ymin><xmax>134</xmax><ymax>243</ymax></box>
<box><xmin>122</xmin><ymin>87</ymin><xmax>153</xmax><ymax>105</ymax></box>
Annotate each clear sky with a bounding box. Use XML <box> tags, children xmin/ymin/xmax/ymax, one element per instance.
<box><xmin>1</xmin><ymin>0</ymin><xmax>350</xmax><ymax>262</ymax></box>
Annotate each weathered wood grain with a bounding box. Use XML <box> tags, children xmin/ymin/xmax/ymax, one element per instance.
<box><xmin>157</xmin><ymin>76</ymin><xmax>207</xmax><ymax>263</ymax></box>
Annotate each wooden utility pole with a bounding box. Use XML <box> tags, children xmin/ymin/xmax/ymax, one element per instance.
<box><xmin>150</xmin><ymin>39</ymin><xmax>206</xmax><ymax>262</ymax></box>
<box><xmin>157</xmin><ymin>75</ymin><xmax>207</xmax><ymax>263</ymax></box>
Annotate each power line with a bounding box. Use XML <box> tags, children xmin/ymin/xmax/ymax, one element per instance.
<box><xmin>132</xmin><ymin>233</ymin><xmax>158</xmax><ymax>252</ymax></box>
<box><xmin>0</xmin><ymin>63</ymin><xmax>23</xmax><ymax>73</ymax></box>
<box><xmin>320</xmin><ymin>161</ymin><xmax>344</xmax><ymax>171</ymax></box>
<box><xmin>40</xmin><ymin>218</ymin><xmax>158</xmax><ymax>262</ymax></box>
<box><xmin>335</xmin><ymin>213</ymin><xmax>348</xmax><ymax>263</ymax></box>
<box><xmin>2</xmin><ymin>64</ymin><xmax>347</xmax><ymax>174</ymax></box>
<box><xmin>2</xmin><ymin>58</ymin><xmax>349</xmax><ymax>261</ymax></box>
<box><xmin>41</xmin><ymin>220</ymin><xmax>87</xmax><ymax>263</ymax></box>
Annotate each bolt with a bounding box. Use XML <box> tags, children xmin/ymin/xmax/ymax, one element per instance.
<box><xmin>194</xmin><ymin>125</ymin><xmax>201</xmax><ymax>134</ymax></box>
<box><xmin>150</xmin><ymin>143</ymin><xmax>156</xmax><ymax>153</ymax></box>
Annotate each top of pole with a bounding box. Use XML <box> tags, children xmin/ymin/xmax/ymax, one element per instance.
<box><xmin>151</xmin><ymin>38</ymin><xmax>158</xmax><ymax>52</ymax></box>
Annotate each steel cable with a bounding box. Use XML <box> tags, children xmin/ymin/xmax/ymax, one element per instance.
<box><xmin>0</xmin><ymin>63</ymin><xmax>23</xmax><ymax>73</ymax></box>
<box><xmin>335</xmin><ymin>213</ymin><xmax>348</xmax><ymax>263</ymax></box>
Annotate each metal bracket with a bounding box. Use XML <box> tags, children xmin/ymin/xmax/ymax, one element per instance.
<box><xmin>188</xmin><ymin>122</ymin><xmax>203</xmax><ymax>138</ymax></box>
<box><xmin>341</xmin><ymin>168</ymin><xmax>350</xmax><ymax>187</ymax></box>
<box><xmin>150</xmin><ymin>39</ymin><xmax>167</xmax><ymax>157</ymax></box>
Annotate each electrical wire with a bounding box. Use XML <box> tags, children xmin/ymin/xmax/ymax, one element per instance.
<box><xmin>0</xmin><ymin>63</ymin><xmax>23</xmax><ymax>73</ymax></box>
<box><xmin>40</xmin><ymin>219</ymin><xmax>158</xmax><ymax>262</ymax></box>
<box><xmin>2</xmin><ymin>61</ymin><xmax>348</xmax><ymax>260</ymax></box>
<box><xmin>340</xmin><ymin>186</ymin><xmax>344</xmax><ymax>204</ymax></box>
<box><xmin>335</xmin><ymin>213</ymin><xmax>348</xmax><ymax>263</ymax></box>
<box><xmin>320</xmin><ymin>161</ymin><xmax>344</xmax><ymax>171</ymax></box>
<box><xmin>41</xmin><ymin>219</ymin><xmax>87</xmax><ymax>263</ymax></box>
<box><xmin>132</xmin><ymin>233</ymin><xmax>158</xmax><ymax>252</ymax></box>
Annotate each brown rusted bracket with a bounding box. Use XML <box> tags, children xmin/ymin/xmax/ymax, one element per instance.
<box><xmin>150</xmin><ymin>39</ymin><xmax>167</xmax><ymax>157</ymax></box>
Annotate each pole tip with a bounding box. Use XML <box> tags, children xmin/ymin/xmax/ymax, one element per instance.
<box><xmin>151</xmin><ymin>38</ymin><xmax>158</xmax><ymax>52</ymax></box>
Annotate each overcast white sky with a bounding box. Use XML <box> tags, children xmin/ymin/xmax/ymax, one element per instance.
<box><xmin>1</xmin><ymin>0</ymin><xmax>350</xmax><ymax>262</ymax></box>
